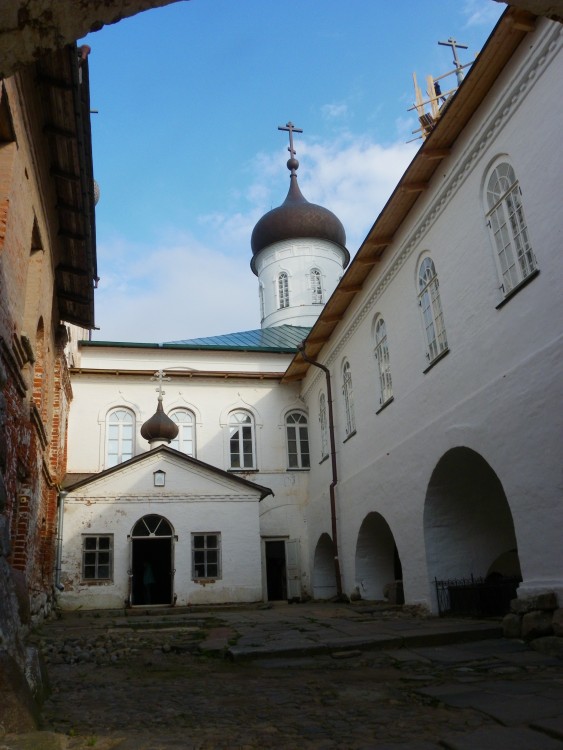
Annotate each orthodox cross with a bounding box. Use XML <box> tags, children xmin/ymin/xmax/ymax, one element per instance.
<box><xmin>151</xmin><ymin>369</ymin><xmax>171</xmax><ymax>399</ymax></box>
<box><xmin>438</xmin><ymin>37</ymin><xmax>469</xmax><ymax>85</ymax></box>
<box><xmin>278</xmin><ymin>121</ymin><xmax>303</xmax><ymax>161</ymax></box>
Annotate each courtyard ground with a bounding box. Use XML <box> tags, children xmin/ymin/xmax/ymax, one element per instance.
<box><xmin>3</xmin><ymin>602</ymin><xmax>563</xmax><ymax>749</ymax></box>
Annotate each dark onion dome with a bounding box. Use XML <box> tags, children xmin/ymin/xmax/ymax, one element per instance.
<box><xmin>250</xmin><ymin>164</ymin><xmax>349</xmax><ymax>272</ymax></box>
<box><xmin>140</xmin><ymin>399</ymin><xmax>179</xmax><ymax>443</ymax></box>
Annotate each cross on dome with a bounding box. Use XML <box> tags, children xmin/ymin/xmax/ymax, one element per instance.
<box><xmin>151</xmin><ymin>369</ymin><xmax>171</xmax><ymax>400</ymax></box>
<box><xmin>278</xmin><ymin>121</ymin><xmax>303</xmax><ymax>175</ymax></box>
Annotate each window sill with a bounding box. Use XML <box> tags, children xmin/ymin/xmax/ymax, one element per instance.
<box><xmin>81</xmin><ymin>580</ymin><xmax>114</xmax><ymax>586</ymax></box>
<box><xmin>287</xmin><ymin>467</ymin><xmax>310</xmax><ymax>472</ymax></box>
<box><xmin>343</xmin><ymin>429</ymin><xmax>357</xmax><ymax>444</ymax></box>
<box><xmin>228</xmin><ymin>468</ymin><xmax>258</xmax><ymax>473</ymax></box>
<box><xmin>423</xmin><ymin>347</ymin><xmax>450</xmax><ymax>374</ymax></box>
<box><xmin>193</xmin><ymin>578</ymin><xmax>220</xmax><ymax>584</ymax></box>
<box><xmin>375</xmin><ymin>396</ymin><xmax>394</xmax><ymax>415</ymax></box>
<box><xmin>319</xmin><ymin>454</ymin><xmax>329</xmax><ymax>465</ymax></box>
<box><xmin>495</xmin><ymin>268</ymin><xmax>540</xmax><ymax>309</ymax></box>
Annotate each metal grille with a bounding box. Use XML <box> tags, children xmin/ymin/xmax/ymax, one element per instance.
<box><xmin>435</xmin><ymin>575</ymin><xmax>520</xmax><ymax>617</ymax></box>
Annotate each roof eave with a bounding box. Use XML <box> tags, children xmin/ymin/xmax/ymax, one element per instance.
<box><xmin>282</xmin><ymin>6</ymin><xmax>538</xmax><ymax>383</ymax></box>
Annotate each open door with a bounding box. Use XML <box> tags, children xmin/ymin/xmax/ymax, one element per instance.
<box><xmin>264</xmin><ymin>539</ymin><xmax>301</xmax><ymax>602</ymax></box>
<box><xmin>130</xmin><ymin>515</ymin><xmax>174</xmax><ymax>606</ymax></box>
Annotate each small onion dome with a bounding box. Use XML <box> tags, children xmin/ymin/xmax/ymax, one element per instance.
<box><xmin>251</xmin><ymin>166</ymin><xmax>348</xmax><ymax>271</ymax></box>
<box><xmin>140</xmin><ymin>399</ymin><xmax>178</xmax><ymax>444</ymax></box>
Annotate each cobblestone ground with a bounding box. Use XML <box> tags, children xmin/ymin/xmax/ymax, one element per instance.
<box><xmin>15</xmin><ymin>612</ymin><xmax>557</xmax><ymax>750</ymax></box>
<box><xmin>4</xmin><ymin>607</ymin><xmax>558</xmax><ymax>750</ymax></box>
<box><xmin>42</xmin><ymin>647</ymin><xmax>491</xmax><ymax>749</ymax></box>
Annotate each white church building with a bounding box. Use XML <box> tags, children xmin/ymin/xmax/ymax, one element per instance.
<box><xmin>58</xmin><ymin>9</ymin><xmax>563</xmax><ymax>614</ymax></box>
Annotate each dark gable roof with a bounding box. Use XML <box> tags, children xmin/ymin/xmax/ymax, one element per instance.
<box><xmin>63</xmin><ymin>445</ymin><xmax>273</xmax><ymax>500</ymax></box>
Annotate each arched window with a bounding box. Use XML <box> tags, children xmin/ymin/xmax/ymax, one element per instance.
<box><xmin>374</xmin><ymin>317</ymin><xmax>393</xmax><ymax>405</ymax></box>
<box><xmin>169</xmin><ymin>409</ymin><xmax>195</xmax><ymax>456</ymax></box>
<box><xmin>228</xmin><ymin>410</ymin><xmax>255</xmax><ymax>469</ymax></box>
<box><xmin>278</xmin><ymin>272</ymin><xmax>289</xmax><ymax>309</ymax></box>
<box><xmin>418</xmin><ymin>257</ymin><xmax>448</xmax><ymax>362</ymax></box>
<box><xmin>106</xmin><ymin>408</ymin><xmax>135</xmax><ymax>467</ymax></box>
<box><xmin>485</xmin><ymin>161</ymin><xmax>536</xmax><ymax>294</ymax></box>
<box><xmin>286</xmin><ymin>411</ymin><xmax>310</xmax><ymax>469</ymax></box>
<box><xmin>310</xmin><ymin>268</ymin><xmax>323</xmax><ymax>304</ymax></box>
<box><xmin>342</xmin><ymin>360</ymin><xmax>356</xmax><ymax>437</ymax></box>
<box><xmin>319</xmin><ymin>392</ymin><xmax>328</xmax><ymax>459</ymax></box>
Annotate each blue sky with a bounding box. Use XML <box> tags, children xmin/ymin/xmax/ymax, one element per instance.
<box><xmin>81</xmin><ymin>0</ymin><xmax>504</xmax><ymax>343</ymax></box>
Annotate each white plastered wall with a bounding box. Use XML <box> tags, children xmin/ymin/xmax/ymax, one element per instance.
<box><xmin>302</xmin><ymin>18</ymin><xmax>563</xmax><ymax>609</ymax></box>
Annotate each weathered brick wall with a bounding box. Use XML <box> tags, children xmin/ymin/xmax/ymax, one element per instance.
<box><xmin>0</xmin><ymin>65</ymin><xmax>74</xmax><ymax>694</ymax></box>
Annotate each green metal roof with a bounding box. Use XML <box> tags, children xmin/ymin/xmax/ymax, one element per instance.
<box><xmin>165</xmin><ymin>325</ymin><xmax>311</xmax><ymax>352</ymax></box>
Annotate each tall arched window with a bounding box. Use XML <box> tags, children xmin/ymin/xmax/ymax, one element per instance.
<box><xmin>169</xmin><ymin>409</ymin><xmax>195</xmax><ymax>456</ymax></box>
<box><xmin>342</xmin><ymin>360</ymin><xmax>356</xmax><ymax>437</ymax></box>
<box><xmin>374</xmin><ymin>317</ymin><xmax>393</xmax><ymax>405</ymax></box>
<box><xmin>106</xmin><ymin>408</ymin><xmax>134</xmax><ymax>467</ymax></box>
<box><xmin>228</xmin><ymin>410</ymin><xmax>255</xmax><ymax>469</ymax></box>
<box><xmin>286</xmin><ymin>411</ymin><xmax>310</xmax><ymax>469</ymax></box>
<box><xmin>310</xmin><ymin>268</ymin><xmax>323</xmax><ymax>304</ymax></box>
<box><xmin>485</xmin><ymin>161</ymin><xmax>536</xmax><ymax>294</ymax></box>
<box><xmin>319</xmin><ymin>392</ymin><xmax>328</xmax><ymax>459</ymax></box>
<box><xmin>418</xmin><ymin>257</ymin><xmax>448</xmax><ymax>363</ymax></box>
<box><xmin>278</xmin><ymin>272</ymin><xmax>289</xmax><ymax>309</ymax></box>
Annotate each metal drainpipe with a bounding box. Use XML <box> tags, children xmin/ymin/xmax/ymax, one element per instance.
<box><xmin>54</xmin><ymin>489</ymin><xmax>67</xmax><ymax>592</ymax></box>
<box><xmin>297</xmin><ymin>344</ymin><xmax>343</xmax><ymax>598</ymax></box>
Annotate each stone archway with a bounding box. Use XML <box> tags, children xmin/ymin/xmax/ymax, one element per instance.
<box><xmin>424</xmin><ymin>447</ymin><xmax>521</xmax><ymax>607</ymax></box>
<box><xmin>312</xmin><ymin>533</ymin><xmax>337</xmax><ymax>600</ymax></box>
<box><xmin>355</xmin><ymin>512</ymin><xmax>403</xmax><ymax>603</ymax></box>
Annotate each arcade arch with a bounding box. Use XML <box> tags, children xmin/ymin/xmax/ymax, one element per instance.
<box><xmin>423</xmin><ymin>447</ymin><xmax>521</xmax><ymax>602</ymax></box>
<box><xmin>355</xmin><ymin>512</ymin><xmax>403</xmax><ymax>602</ymax></box>
<box><xmin>312</xmin><ymin>533</ymin><xmax>337</xmax><ymax>599</ymax></box>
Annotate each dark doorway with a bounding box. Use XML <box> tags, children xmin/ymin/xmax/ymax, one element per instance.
<box><xmin>265</xmin><ymin>540</ymin><xmax>287</xmax><ymax>601</ymax></box>
<box><xmin>131</xmin><ymin>515</ymin><xmax>174</xmax><ymax>606</ymax></box>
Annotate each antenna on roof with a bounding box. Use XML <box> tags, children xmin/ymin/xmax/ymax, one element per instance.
<box><xmin>407</xmin><ymin>36</ymin><xmax>472</xmax><ymax>143</ymax></box>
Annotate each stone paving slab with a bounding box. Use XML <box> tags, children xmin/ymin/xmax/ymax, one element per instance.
<box><xmin>440</xmin><ymin>725</ymin><xmax>563</xmax><ymax>749</ymax></box>
<box><xmin>417</xmin><ymin>681</ymin><xmax>563</xmax><ymax>727</ymax></box>
<box><xmin>532</xmin><ymin>718</ymin><xmax>563</xmax><ymax>741</ymax></box>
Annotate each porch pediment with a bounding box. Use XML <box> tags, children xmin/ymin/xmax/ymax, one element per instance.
<box><xmin>64</xmin><ymin>446</ymin><xmax>272</xmax><ymax>501</ymax></box>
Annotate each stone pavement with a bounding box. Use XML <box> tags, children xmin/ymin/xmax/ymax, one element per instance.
<box><xmin>1</xmin><ymin>601</ymin><xmax>562</xmax><ymax>749</ymax></box>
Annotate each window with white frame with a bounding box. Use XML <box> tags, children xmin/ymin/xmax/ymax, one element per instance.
<box><xmin>418</xmin><ymin>257</ymin><xmax>448</xmax><ymax>363</ymax></box>
<box><xmin>169</xmin><ymin>408</ymin><xmax>195</xmax><ymax>456</ymax></box>
<box><xmin>278</xmin><ymin>272</ymin><xmax>289</xmax><ymax>309</ymax></box>
<box><xmin>82</xmin><ymin>535</ymin><xmax>113</xmax><ymax>581</ymax></box>
<box><xmin>310</xmin><ymin>268</ymin><xmax>323</xmax><ymax>304</ymax></box>
<box><xmin>485</xmin><ymin>161</ymin><xmax>536</xmax><ymax>295</ymax></box>
<box><xmin>374</xmin><ymin>317</ymin><xmax>393</xmax><ymax>405</ymax></box>
<box><xmin>342</xmin><ymin>360</ymin><xmax>356</xmax><ymax>436</ymax></box>
<box><xmin>286</xmin><ymin>411</ymin><xmax>310</xmax><ymax>469</ymax></box>
<box><xmin>192</xmin><ymin>533</ymin><xmax>221</xmax><ymax>579</ymax></box>
<box><xmin>106</xmin><ymin>408</ymin><xmax>134</xmax><ymax>467</ymax></box>
<box><xmin>228</xmin><ymin>410</ymin><xmax>255</xmax><ymax>469</ymax></box>
<box><xmin>319</xmin><ymin>392</ymin><xmax>328</xmax><ymax>459</ymax></box>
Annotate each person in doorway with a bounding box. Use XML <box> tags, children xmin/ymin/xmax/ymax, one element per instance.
<box><xmin>143</xmin><ymin>560</ymin><xmax>155</xmax><ymax>604</ymax></box>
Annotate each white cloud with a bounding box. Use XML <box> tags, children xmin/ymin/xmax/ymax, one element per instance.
<box><xmin>93</xmin><ymin>133</ymin><xmax>418</xmax><ymax>343</ymax></box>
<box><xmin>462</xmin><ymin>0</ymin><xmax>504</xmax><ymax>27</ymax></box>
<box><xmin>93</xmin><ymin>232</ymin><xmax>258</xmax><ymax>343</ymax></box>
<box><xmin>321</xmin><ymin>102</ymin><xmax>349</xmax><ymax>120</ymax></box>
